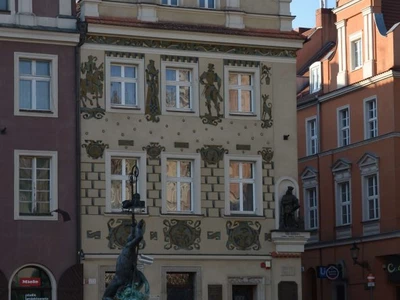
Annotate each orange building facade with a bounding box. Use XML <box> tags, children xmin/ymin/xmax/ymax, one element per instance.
<box><xmin>297</xmin><ymin>1</ymin><xmax>400</xmax><ymax>299</ymax></box>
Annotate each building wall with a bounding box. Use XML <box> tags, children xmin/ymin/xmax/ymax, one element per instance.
<box><xmin>0</xmin><ymin>40</ymin><xmax>77</xmax><ymax>280</ymax></box>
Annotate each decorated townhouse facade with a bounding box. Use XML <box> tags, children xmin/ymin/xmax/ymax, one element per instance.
<box><xmin>297</xmin><ymin>1</ymin><xmax>400</xmax><ymax>300</ymax></box>
<box><xmin>0</xmin><ymin>0</ymin><xmax>81</xmax><ymax>300</ymax></box>
<box><xmin>78</xmin><ymin>0</ymin><xmax>307</xmax><ymax>299</ymax></box>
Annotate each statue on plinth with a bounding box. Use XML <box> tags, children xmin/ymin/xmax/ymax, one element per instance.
<box><xmin>279</xmin><ymin>186</ymin><xmax>303</xmax><ymax>230</ymax></box>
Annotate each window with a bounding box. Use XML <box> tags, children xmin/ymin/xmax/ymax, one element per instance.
<box><xmin>14</xmin><ymin>150</ymin><xmax>58</xmax><ymax>220</ymax></box>
<box><xmin>364</xmin><ymin>97</ymin><xmax>377</xmax><ymax>139</ymax></box>
<box><xmin>358</xmin><ymin>153</ymin><xmax>380</xmax><ymax>223</ymax></box>
<box><xmin>365</xmin><ymin>174</ymin><xmax>379</xmax><ymax>220</ymax></box>
<box><xmin>0</xmin><ymin>0</ymin><xmax>7</xmax><ymax>10</ymax></box>
<box><xmin>337</xmin><ymin>106</ymin><xmax>350</xmax><ymax>146</ymax></box>
<box><xmin>105</xmin><ymin>56</ymin><xmax>144</xmax><ymax>113</ymax></box>
<box><xmin>161</xmin><ymin>61</ymin><xmax>199</xmax><ymax>116</ymax></box>
<box><xmin>14</xmin><ymin>53</ymin><xmax>58</xmax><ymax>117</ymax></box>
<box><xmin>224</xmin><ymin>155</ymin><xmax>262</xmax><ymax>216</ymax></box>
<box><xmin>161</xmin><ymin>0</ymin><xmax>178</xmax><ymax>5</ymax></box>
<box><xmin>306</xmin><ymin>117</ymin><xmax>318</xmax><ymax>155</ymax></box>
<box><xmin>161</xmin><ymin>154</ymin><xmax>201</xmax><ymax>214</ymax></box>
<box><xmin>309</xmin><ymin>62</ymin><xmax>321</xmax><ymax>93</ymax></box>
<box><xmin>199</xmin><ymin>0</ymin><xmax>215</xmax><ymax>8</ymax></box>
<box><xmin>224</xmin><ymin>66</ymin><xmax>260</xmax><ymax>118</ymax></box>
<box><xmin>349</xmin><ymin>32</ymin><xmax>363</xmax><ymax>70</ymax></box>
<box><xmin>105</xmin><ymin>151</ymin><xmax>147</xmax><ymax>213</ymax></box>
<box><xmin>332</xmin><ymin>158</ymin><xmax>352</xmax><ymax>229</ymax></box>
<box><xmin>162</xmin><ymin>266</ymin><xmax>202</xmax><ymax>300</ymax></box>
<box><xmin>306</xmin><ymin>187</ymin><xmax>318</xmax><ymax>229</ymax></box>
<box><xmin>337</xmin><ymin>181</ymin><xmax>351</xmax><ymax>225</ymax></box>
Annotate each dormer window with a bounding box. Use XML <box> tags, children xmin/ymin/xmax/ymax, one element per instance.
<box><xmin>200</xmin><ymin>0</ymin><xmax>216</xmax><ymax>8</ymax></box>
<box><xmin>162</xmin><ymin>0</ymin><xmax>178</xmax><ymax>5</ymax></box>
<box><xmin>350</xmin><ymin>32</ymin><xmax>363</xmax><ymax>70</ymax></box>
<box><xmin>309</xmin><ymin>62</ymin><xmax>321</xmax><ymax>93</ymax></box>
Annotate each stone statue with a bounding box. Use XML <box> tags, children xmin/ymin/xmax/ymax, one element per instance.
<box><xmin>103</xmin><ymin>219</ymin><xmax>149</xmax><ymax>300</ymax></box>
<box><xmin>279</xmin><ymin>187</ymin><xmax>301</xmax><ymax>230</ymax></box>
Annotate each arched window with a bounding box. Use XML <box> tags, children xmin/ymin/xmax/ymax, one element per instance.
<box><xmin>10</xmin><ymin>265</ymin><xmax>53</xmax><ymax>300</ymax></box>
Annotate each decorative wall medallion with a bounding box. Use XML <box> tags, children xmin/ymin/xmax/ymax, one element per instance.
<box><xmin>80</xmin><ymin>55</ymin><xmax>105</xmax><ymax>119</ymax></box>
<box><xmin>150</xmin><ymin>231</ymin><xmax>158</xmax><ymax>240</ymax></box>
<box><xmin>174</xmin><ymin>142</ymin><xmax>189</xmax><ymax>149</ymax></box>
<box><xmin>107</xmin><ymin>219</ymin><xmax>146</xmax><ymax>250</ymax></box>
<box><xmin>163</xmin><ymin>219</ymin><xmax>201</xmax><ymax>250</ymax></box>
<box><xmin>142</xmin><ymin>142</ymin><xmax>165</xmax><ymax>159</ymax></box>
<box><xmin>236</xmin><ymin>144</ymin><xmax>251</xmax><ymax>151</ymax></box>
<box><xmin>197</xmin><ymin>145</ymin><xmax>228</xmax><ymax>165</ymax></box>
<box><xmin>226</xmin><ymin>221</ymin><xmax>261</xmax><ymax>251</ymax></box>
<box><xmin>260</xmin><ymin>64</ymin><xmax>272</xmax><ymax>85</ymax></box>
<box><xmin>87</xmin><ymin>230</ymin><xmax>101</xmax><ymax>239</ymax></box>
<box><xmin>82</xmin><ymin>140</ymin><xmax>109</xmax><ymax>159</ymax></box>
<box><xmin>87</xmin><ymin>35</ymin><xmax>297</xmax><ymax>58</ymax></box>
<box><xmin>207</xmin><ymin>231</ymin><xmax>221</xmax><ymax>240</ymax></box>
<box><xmin>200</xmin><ymin>64</ymin><xmax>223</xmax><ymax>126</ymax></box>
<box><xmin>261</xmin><ymin>94</ymin><xmax>273</xmax><ymax>128</ymax></box>
<box><xmin>258</xmin><ymin>147</ymin><xmax>274</xmax><ymax>163</ymax></box>
<box><xmin>145</xmin><ymin>60</ymin><xmax>161</xmax><ymax>122</ymax></box>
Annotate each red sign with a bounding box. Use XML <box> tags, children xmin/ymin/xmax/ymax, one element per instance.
<box><xmin>367</xmin><ymin>273</ymin><xmax>375</xmax><ymax>282</ymax></box>
<box><xmin>19</xmin><ymin>278</ymin><xmax>41</xmax><ymax>287</ymax></box>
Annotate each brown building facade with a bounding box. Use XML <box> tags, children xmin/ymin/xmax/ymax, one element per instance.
<box><xmin>297</xmin><ymin>1</ymin><xmax>400</xmax><ymax>300</ymax></box>
<box><xmin>0</xmin><ymin>1</ymin><xmax>80</xmax><ymax>300</ymax></box>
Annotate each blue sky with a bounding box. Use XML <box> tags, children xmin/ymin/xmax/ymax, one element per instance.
<box><xmin>292</xmin><ymin>0</ymin><xmax>336</xmax><ymax>29</ymax></box>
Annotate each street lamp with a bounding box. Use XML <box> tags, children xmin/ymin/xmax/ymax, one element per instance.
<box><xmin>350</xmin><ymin>242</ymin><xmax>370</xmax><ymax>270</ymax></box>
<box><xmin>122</xmin><ymin>164</ymin><xmax>145</xmax><ymax>224</ymax></box>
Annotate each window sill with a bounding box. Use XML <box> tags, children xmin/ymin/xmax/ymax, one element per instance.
<box><xmin>161</xmin><ymin>213</ymin><xmax>205</xmax><ymax>218</ymax></box>
<box><xmin>362</xmin><ymin>218</ymin><xmax>380</xmax><ymax>224</ymax></box>
<box><xmin>0</xmin><ymin>10</ymin><xmax>11</xmax><ymax>14</ymax></box>
<box><xmin>223</xmin><ymin>214</ymin><xmax>264</xmax><ymax>219</ymax></box>
<box><xmin>229</xmin><ymin>113</ymin><xmax>257</xmax><ymax>117</ymax></box>
<box><xmin>165</xmin><ymin>109</ymin><xmax>195</xmax><ymax>114</ymax></box>
<box><xmin>104</xmin><ymin>212</ymin><xmax>148</xmax><ymax>217</ymax></box>
<box><xmin>110</xmin><ymin>105</ymin><xmax>141</xmax><ymax>110</ymax></box>
<box><xmin>19</xmin><ymin>109</ymin><xmax>53</xmax><ymax>114</ymax></box>
<box><xmin>335</xmin><ymin>224</ymin><xmax>352</xmax><ymax>229</ymax></box>
<box><xmin>351</xmin><ymin>66</ymin><xmax>362</xmax><ymax>72</ymax></box>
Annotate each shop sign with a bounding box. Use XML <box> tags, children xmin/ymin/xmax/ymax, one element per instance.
<box><xmin>19</xmin><ymin>278</ymin><xmax>41</xmax><ymax>287</ymax></box>
<box><xmin>386</xmin><ymin>256</ymin><xmax>400</xmax><ymax>282</ymax></box>
<box><xmin>25</xmin><ymin>294</ymin><xmax>48</xmax><ymax>300</ymax></box>
<box><xmin>317</xmin><ymin>265</ymin><xmax>341</xmax><ymax>280</ymax></box>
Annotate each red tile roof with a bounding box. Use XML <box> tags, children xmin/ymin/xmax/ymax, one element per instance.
<box><xmin>382</xmin><ymin>0</ymin><xmax>400</xmax><ymax>30</ymax></box>
<box><xmin>85</xmin><ymin>17</ymin><xmax>305</xmax><ymax>40</ymax></box>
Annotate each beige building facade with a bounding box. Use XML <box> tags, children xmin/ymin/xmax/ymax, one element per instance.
<box><xmin>78</xmin><ymin>0</ymin><xmax>307</xmax><ymax>299</ymax></box>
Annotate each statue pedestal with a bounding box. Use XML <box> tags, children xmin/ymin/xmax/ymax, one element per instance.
<box><xmin>271</xmin><ymin>230</ymin><xmax>310</xmax><ymax>253</ymax></box>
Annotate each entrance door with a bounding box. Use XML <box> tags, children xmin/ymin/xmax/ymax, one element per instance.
<box><xmin>167</xmin><ymin>272</ymin><xmax>195</xmax><ymax>300</ymax></box>
<box><xmin>232</xmin><ymin>285</ymin><xmax>255</xmax><ymax>300</ymax></box>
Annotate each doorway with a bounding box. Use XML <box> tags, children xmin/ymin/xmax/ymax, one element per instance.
<box><xmin>232</xmin><ymin>285</ymin><xmax>256</xmax><ymax>300</ymax></box>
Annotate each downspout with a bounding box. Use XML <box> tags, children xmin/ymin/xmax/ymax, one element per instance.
<box><xmin>75</xmin><ymin>20</ymin><xmax>86</xmax><ymax>264</ymax></box>
<box><xmin>316</xmin><ymin>96</ymin><xmax>324</xmax><ymax>300</ymax></box>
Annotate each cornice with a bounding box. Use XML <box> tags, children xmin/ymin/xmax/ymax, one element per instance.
<box><xmin>332</xmin><ymin>0</ymin><xmax>362</xmax><ymax>14</ymax></box>
<box><xmin>0</xmin><ymin>27</ymin><xmax>79</xmax><ymax>45</ymax></box>
<box><xmin>85</xmin><ymin>34</ymin><xmax>298</xmax><ymax>58</ymax></box>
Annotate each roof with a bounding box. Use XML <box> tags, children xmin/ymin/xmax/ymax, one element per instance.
<box><xmin>85</xmin><ymin>17</ymin><xmax>305</xmax><ymax>40</ymax></box>
<box><xmin>297</xmin><ymin>41</ymin><xmax>336</xmax><ymax>76</ymax></box>
<box><xmin>382</xmin><ymin>0</ymin><xmax>400</xmax><ymax>31</ymax></box>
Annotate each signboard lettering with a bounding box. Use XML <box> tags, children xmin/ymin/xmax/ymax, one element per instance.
<box><xmin>19</xmin><ymin>278</ymin><xmax>41</xmax><ymax>287</ymax></box>
<box><xmin>385</xmin><ymin>256</ymin><xmax>400</xmax><ymax>282</ymax></box>
<box><xmin>317</xmin><ymin>265</ymin><xmax>341</xmax><ymax>280</ymax></box>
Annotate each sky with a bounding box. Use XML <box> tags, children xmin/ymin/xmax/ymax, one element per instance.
<box><xmin>292</xmin><ymin>0</ymin><xmax>336</xmax><ymax>29</ymax></box>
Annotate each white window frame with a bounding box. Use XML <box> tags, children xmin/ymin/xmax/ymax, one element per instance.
<box><xmin>349</xmin><ymin>31</ymin><xmax>363</xmax><ymax>70</ymax></box>
<box><xmin>161</xmin><ymin>61</ymin><xmax>199</xmax><ymax>116</ymax></box>
<box><xmin>359</xmin><ymin>154</ymin><xmax>380</xmax><ymax>222</ymax></box>
<box><xmin>14</xmin><ymin>52</ymin><xmax>58</xmax><ymax>118</ymax></box>
<box><xmin>161</xmin><ymin>0</ymin><xmax>179</xmax><ymax>6</ymax></box>
<box><xmin>224</xmin><ymin>65</ymin><xmax>261</xmax><ymax>119</ymax></box>
<box><xmin>14</xmin><ymin>150</ymin><xmax>58</xmax><ymax>221</ymax></box>
<box><xmin>337</xmin><ymin>105</ymin><xmax>350</xmax><ymax>147</ymax></box>
<box><xmin>224</xmin><ymin>155</ymin><xmax>263</xmax><ymax>216</ymax></box>
<box><xmin>362</xmin><ymin>173</ymin><xmax>380</xmax><ymax>221</ymax></box>
<box><xmin>336</xmin><ymin>180</ymin><xmax>352</xmax><ymax>226</ymax></box>
<box><xmin>161</xmin><ymin>153</ymin><xmax>201</xmax><ymax>214</ymax></box>
<box><xmin>304</xmin><ymin>187</ymin><xmax>318</xmax><ymax>230</ymax></box>
<box><xmin>105</xmin><ymin>150</ymin><xmax>147</xmax><ymax>213</ymax></box>
<box><xmin>105</xmin><ymin>56</ymin><xmax>145</xmax><ymax>114</ymax></box>
<box><xmin>309</xmin><ymin>61</ymin><xmax>321</xmax><ymax>93</ymax></box>
<box><xmin>305</xmin><ymin>116</ymin><xmax>318</xmax><ymax>156</ymax></box>
<box><xmin>364</xmin><ymin>96</ymin><xmax>378</xmax><ymax>139</ymax></box>
<box><xmin>301</xmin><ymin>167</ymin><xmax>319</xmax><ymax>231</ymax></box>
<box><xmin>198</xmin><ymin>0</ymin><xmax>217</xmax><ymax>9</ymax></box>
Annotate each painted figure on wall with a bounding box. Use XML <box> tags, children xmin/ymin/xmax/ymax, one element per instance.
<box><xmin>145</xmin><ymin>60</ymin><xmax>161</xmax><ymax>122</ymax></box>
<box><xmin>200</xmin><ymin>63</ymin><xmax>223</xmax><ymax>125</ymax></box>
